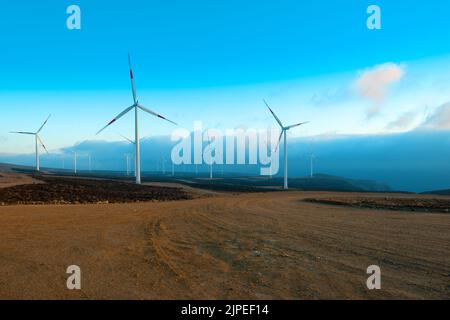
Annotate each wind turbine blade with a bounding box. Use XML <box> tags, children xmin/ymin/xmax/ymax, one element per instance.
<box><xmin>138</xmin><ymin>104</ymin><xmax>178</xmax><ymax>125</ymax></box>
<box><xmin>285</xmin><ymin>121</ymin><xmax>310</xmax><ymax>130</ymax></box>
<box><xmin>263</xmin><ymin>100</ymin><xmax>283</xmax><ymax>128</ymax></box>
<box><xmin>128</xmin><ymin>53</ymin><xmax>138</xmax><ymax>104</ymax></box>
<box><xmin>96</xmin><ymin>105</ymin><xmax>135</xmax><ymax>135</ymax></box>
<box><xmin>37</xmin><ymin>114</ymin><xmax>51</xmax><ymax>133</ymax></box>
<box><xmin>10</xmin><ymin>131</ymin><xmax>35</xmax><ymax>135</ymax></box>
<box><xmin>37</xmin><ymin>135</ymin><xmax>49</xmax><ymax>154</ymax></box>
<box><xmin>274</xmin><ymin>130</ymin><xmax>284</xmax><ymax>152</ymax></box>
<box><xmin>118</xmin><ymin>133</ymin><xmax>135</xmax><ymax>144</ymax></box>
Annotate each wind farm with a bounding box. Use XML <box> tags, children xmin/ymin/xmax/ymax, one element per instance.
<box><xmin>1</xmin><ymin>1</ymin><xmax>450</xmax><ymax>303</ymax></box>
<box><xmin>1</xmin><ymin>86</ymin><xmax>449</xmax><ymax>300</ymax></box>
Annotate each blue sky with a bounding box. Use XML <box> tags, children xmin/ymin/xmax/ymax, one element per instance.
<box><xmin>1</xmin><ymin>0</ymin><xmax>450</xmax><ymax>153</ymax></box>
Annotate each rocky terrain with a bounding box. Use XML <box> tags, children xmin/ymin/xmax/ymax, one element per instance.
<box><xmin>304</xmin><ymin>196</ymin><xmax>450</xmax><ymax>213</ymax></box>
<box><xmin>0</xmin><ymin>176</ymin><xmax>190</xmax><ymax>205</ymax></box>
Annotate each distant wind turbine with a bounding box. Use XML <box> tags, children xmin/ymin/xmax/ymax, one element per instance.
<box><xmin>206</xmin><ymin>130</ymin><xmax>213</xmax><ymax>179</ymax></box>
<box><xmin>119</xmin><ymin>133</ymin><xmax>136</xmax><ymax>177</ymax></box>
<box><xmin>124</xmin><ymin>153</ymin><xmax>132</xmax><ymax>176</ymax></box>
<box><xmin>72</xmin><ymin>151</ymin><xmax>77</xmax><ymax>174</ymax></box>
<box><xmin>85</xmin><ymin>153</ymin><xmax>92</xmax><ymax>172</ymax></box>
<box><xmin>10</xmin><ymin>115</ymin><xmax>51</xmax><ymax>172</ymax></box>
<box><xmin>75</xmin><ymin>153</ymin><xmax>91</xmax><ymax>172</ymax></box>
<box><xmin>209</xmin><ymin>161</ymin><xmax>213</xmax><ymax>179</ymax></box>
<box><xmin>264</xmin><ymin>100</ymin><xmax>309</xmax><ymax>190</ymax></box>
<box><xmin>96</xmin><ymin>54</ymin><xmax>177</xmax><ymax>184</ymax></box>
<box><xmin>310</xmin><ymin>153</ymin><xmax>315</xmax><ymax>178</ymax></box>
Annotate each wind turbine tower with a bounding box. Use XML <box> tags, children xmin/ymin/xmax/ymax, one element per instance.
<box><xmin>264</xmin><ymin>100</ymin><xmax>309</xmax><ymax>190</ymax></box>
<box><xmin>97</xmin><ymin>54</ymin><xmax>177</xmax><ymax>184</ymax></box>
<box><xmin>124</xmin><ymin>154</ymin><xmax>131</xmax><ymax>176</ymax></box>
<box><xmin>72</xmin><ymin>151</ymin><xmax>77</xmax><ymax>174</ymax></box>
<box><xmin>119</xmin><ymin>134</ymin><xmax>136</xmax><ymax>177</ymax></box>
<box><xmin>10</xmin><ymin>115</ymin><xmax>50</xmax><ymax>172</ymax></box>
<box><xmin>206</xmin><ymin>131</ymin><xmax>214</xmax><ymax>179</ymax></box>
<box><xmin>87</xmin><ymin>153</ymin><xmax>92</xmax><ymax>172</ymax></box>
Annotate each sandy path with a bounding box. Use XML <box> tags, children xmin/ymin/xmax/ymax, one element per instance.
<box><xmin>0</xmin><ymin>191</ymin><xmax>449</xmax><ymax>299</ymax></box>
<box><xmin>0</xmin><ymin>173</ymin><xmax>43</xmax><ymax>189</ymax></box>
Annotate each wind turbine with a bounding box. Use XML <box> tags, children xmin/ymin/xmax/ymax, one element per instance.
<box><xmin>119</xmin><ymin>133</ymin><xmax>136</xmax><ymax>177</ymax></box>
<box><xmin>264</xmin><ymin>100</ymin><xmax>309</xmax><ymax>190</ymax></box>
<box><xmin>72</xmin><ymin>151</ymin><xmax>77</xmax><ymax>174</ymax></box>
<box><xmin>74</xmin><ymin>152</ymin><xmax>90</xmax><ymax>172</ymax></box>
<box><xmin>124</xmin><ymin>153</ymin><xmax>131</xmax><ymax>176</ymax></box>
<box><xmin>86</xmin><ymin>153</ymin><xmax>92</xmax><ymax>172</ymax></box>
<box><xmin>10</xmin><ymin>115</ymin><xmax>51</xmax><ymax>172</ymax></box>
<box><xmin>206</xmin><ymin>130</ymin><xmax>213</xmax><ymax>179</ymax></box>
<box><xmin>209</xmin><ymin>161</ymin><xmax>213</xmax><ymax>179</ymax></box>
<box><xmin>97</xmin><ymin>54</ymin><xmax>177</xmax><ymax>184</ymax></box>
<box><xmin>310</xmin><ymin>153</ymin><xmax>315</xmax><ymax>178</ymax></box>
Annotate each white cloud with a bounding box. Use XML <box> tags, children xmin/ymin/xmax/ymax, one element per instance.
<box><xmin>354</xmin><ymin>63</ymin><xmax>405</xmax><ymax>118</ymax></box>
<box><xmin>386</xmin><ymin>111</ymin><xmax>417</xmax><ymax>131</ymax></box>
<box><xmin>422</xmin><ymin>102</ymin><xmax>450</xmax><ymax>130</ymax></box>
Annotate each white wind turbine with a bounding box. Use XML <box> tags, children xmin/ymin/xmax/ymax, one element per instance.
<box><xmin>82</xmin><ymin>152</ymin><xmax>92</xmax><ymax>172</ymax></box>
<box><xmin>124</xmin><ymin>153</ymin><xmax>132</xmax><ymax>176</ymax></box>
<box><xmin>84</xmin><ymin>153</ymin><xmax>92</xmax><ymax>172</ymax></box>
<box><xmin>264</xmin><ymin>100</ymin><xmax>309</xmax><ymax>190</ymax></box>
<box><xmin>209</xmin><ymin>160</ymin><xmax>213</xmax><ymax>179</ymax></box>
<box><xmin>205</xmin><ymin>130</ymin><xmax>213</xmax><ymax>179</ymax></box>
<box><xmin>119</xmin><ymin>133</ymin><xmax>136</xmax><ymax>177</ymax></box>
<box><xmin>72</xmin><ymin>151</ymin><xmax>77</xmax><ymax>174</ymax></box>
<box><xmin>97</xmin><ymin>54</ymin><xmax>177</xmax><ymax>184</ymax></box>
<box><xmin>310</xmin><ymin>153</ymin><xmax>315</xmax><ymax>178</ymax></box>
<box><xmin>10</xmin><ymin>115</ymin><xmax>51</xmax><ymax>172</ymax></box>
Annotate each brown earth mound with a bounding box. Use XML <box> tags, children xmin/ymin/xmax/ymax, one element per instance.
<box><xmin>0</xmin><ymin>176</ymin><xmax>191</xmax><ymax>205</ymax></box>
<box><xmin>304</xmin><ymin>196</ymin><xmax>450</xmax><ymax>213</ymax></box>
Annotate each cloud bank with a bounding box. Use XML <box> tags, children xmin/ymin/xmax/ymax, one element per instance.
<box><xmin>1</xmin><ymin>130</ymin><xmax>450</xmax><ymax>193</ymax></box>
<box><xmin>422</xmin><ymin>102</ymin><xmax>450</xmax><ymax>129</ymax></box>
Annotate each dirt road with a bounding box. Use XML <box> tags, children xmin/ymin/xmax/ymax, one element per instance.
<box><xmin>0</xmin><ymin>172</ymin><xmax>43</xmax><ymax>189</ymax></box>
<box><xmin>0</xmin><ymin>191</ymin><xmax>448</xmax><ymax>299</ymax></box>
